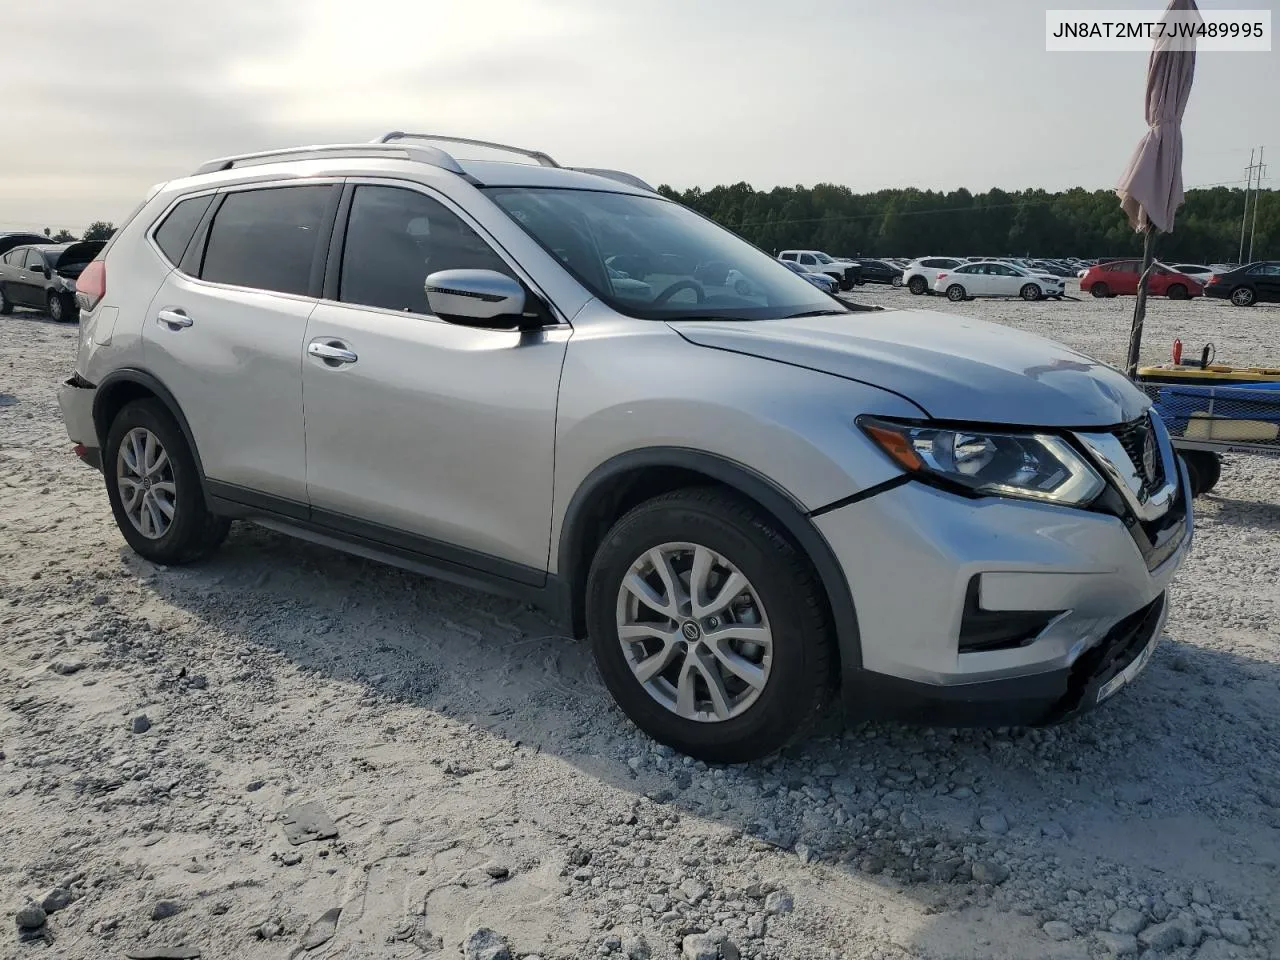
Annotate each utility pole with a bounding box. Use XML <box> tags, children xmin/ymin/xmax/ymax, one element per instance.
<box><xmin>1239</xmin><ymin>148</ymin><xmax>1255</xmax><ymax>265</ymax></box>
<box><xmin>1248</xmin><ymin>146</ymin><xmax>1265</xmax><ymax>264</ymax></box>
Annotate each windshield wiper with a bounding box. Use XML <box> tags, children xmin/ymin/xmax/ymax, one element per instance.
<box><xmin>781</xmin><ymin>308</ymin><xmax>849</xmax><ymax>319</ymax></box>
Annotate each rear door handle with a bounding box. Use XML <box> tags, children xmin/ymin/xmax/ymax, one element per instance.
<box><xmin>156</xmin><ymin>308</ymin><xmax>193</xmax><ymax>330</ymax></box>
<box><xmin>308</xmin><ymin>340</ymin><xmax>358</xmax><ymax>365</ymax></box>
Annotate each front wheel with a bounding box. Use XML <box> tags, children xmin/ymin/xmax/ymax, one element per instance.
<box><xmin>585</xmin><ymin>489</ymin><xmax>835</xmax><ymax>763</ymax></box>
<box><xmin>47</xmin><ymin>291</ymin><xmax>76</xmax><ymax>323</ymax></box>
<box><xmin>908</xmin><ymin>276</ymin><xmax>928</xmax><ymax>295</ymax></box>
<box><xmin>1181</xmin><ymin>451</ymin><xmax>1222</xmax><ymax>498</ymax></box>
<box><xmin>105</xmin><ymin>399</ymin><xmax>231</xmax><ymax>564</ymax></box>
<box><xmin>946</xmin><ymin>284</ymin><xmax>967</xmax><ymax>302</ymax></box>
<box><xmin>1230</xmin><ymin>286</ymin><xmax>1255</xmax><ymax>307</ymax></box>
<box><xmin>1090</xmin><ymin>282</ymin><xmax>1110</xmax><ymax>298</ymax></box>
<box><xmin>0</xmin><ymin>286</ymin><xmax>12</xmax><ymax>315</ymax></box>
<box><xmin>1020</xmin><ymin>283</ymin><xmax>1042</xmax><ymax>301</ymax></box>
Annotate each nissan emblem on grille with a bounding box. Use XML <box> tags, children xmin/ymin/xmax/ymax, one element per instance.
<box><xmin>1142</xmin><ymin>426</ymin><xmax>1158</xmax><ymax>485</ymax></box>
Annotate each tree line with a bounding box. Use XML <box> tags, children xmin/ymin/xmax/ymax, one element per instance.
<box><xmin>655</xmin><ymin>182</ymin><xmax>1278</xmax><ymax>264</ymax></box>
<box><xmin>39</xmin><ymin>221</ymin><xmax>116</xmax><ymax>243</ymax></box>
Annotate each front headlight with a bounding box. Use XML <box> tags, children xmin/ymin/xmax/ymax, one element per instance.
<box><xmin>859</xmin><ymin>417</ymin><xmax>1105</xmax><ymax>506</ymax></box>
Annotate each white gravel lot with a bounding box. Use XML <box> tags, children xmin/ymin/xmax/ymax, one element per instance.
<box><xmin>1</xmin><ymin>287</ymin><xmax>1278</xmax><ymax>960</ymax></box>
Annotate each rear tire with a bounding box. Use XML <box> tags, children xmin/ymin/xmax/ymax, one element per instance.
<box><xmin>1181</xmin><ymin>451</ymin><xmax>1222</xmax><ymax>498</ymax></box>
<box><xmin>1230</xmin><ymin>286</ymin><xmax>1255</xmax><ymax>307</ymax></box>
<box><xmin>1020</xmin><ymin>283</ymin><xmax>1041</xmax><ymax>301</ymax></box>
<box><xmin>891</xmin><ymin>275</ymin><xmax>903</xmax><ymax>288</ymax></box>
<box><xmin>1090</xmin><ymin>282</ymin><xmax>1110</xmax><ymax>298</ymax></box>
<box><xmin>946</xmin><ymin>284</ymin><xmax>967</xmax><ymax>302</ymax></box>
<box><xmin>47</xmin><ymin>291</ymin><xmax>76</xmax><ymax>323</ymax></box>
<box><xmin>1167</xmin><ymin>283</ymin><xmax>1189</xmax><ymax>301</ymax></box>
<box><xmin>908</xmin><ymin>275</ymin><xmax>928</xmax><ymax>295</ymax></box>
<box><xmin>585</xmin><ymin>488</ymin><xmax>836</xmax><ymax>764</ymax></box>
<box><xmin>105</xmin><ymin>399</ymin><xmax>231</xmax><ymax>564</ymax></box>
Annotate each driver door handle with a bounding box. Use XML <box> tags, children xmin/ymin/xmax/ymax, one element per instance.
<box><xmin>308</xmin><ymin>340</ymin><xmax>358</xmax><ymax>365</ymax></box>
<box><xmin>156</xmin><ymin>308</ymin><xmax>193</xmax><ymax>329</ymax></box>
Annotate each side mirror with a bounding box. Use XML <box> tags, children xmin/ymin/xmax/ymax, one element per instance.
<box><xmin>424</xmin><ymin>269</ymin><xmax>527</xmax><ymax>328</ymax></box>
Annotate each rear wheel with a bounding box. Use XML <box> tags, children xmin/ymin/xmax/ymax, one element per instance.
<box><xmin>891</xmin><ymin>275</ymin><xmax>903</xmax><ymax>288</ymax></box>
<box><xmin>585</xmin><ymin>489</ymin><xmax>835</xmax><ymax>763</ymax></box>
<box><xmin>908</xmin><ymin>275</ymin><xmax>928</xmax><ymax>295</ymax></box>
<box><xmin>105</xmin><ymin>400</ymin><xmax>231</xmax><ymax>564</ymax></box>
<box><xmin>1020</xmin><ymin>283</ymin><xmax>1041</xmax><ymax>301</ymax></box>
<box><xmin>946</xmin><ymin>284</ymin><xmax>967</xmax><ymax>302</ymax></box>
<box><xmin>1230</xmin><ymin>286</ymin><xmax>1255</xmax><ymax>307</ymax></box>
<box><xmin>1181</xmin><ymin>451</ymin><xmax>1222</xmax><ymax>498</ymax></box>
<box><xmin>1167</xmin><ymin>283</ymin><xmax>1189</xmax><ymax>300</ymax></box>
<box><xmin>1090</xmin><ymin>281</ymin><xmax>1110</xmax><ymax>298</ymax></box>
<box><xmin>47</xmin><ymin>291</ymin><xmax>75</xmax><ymax>323</ymax></box>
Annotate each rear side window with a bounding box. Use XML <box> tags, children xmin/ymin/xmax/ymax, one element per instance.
<box><xmin>338</xmin><ymin>185</ymin><xmax>513</xmax><ymax>315</ymax></box>
<box><xmin>153</xmin><ymin>195</ymin><xmax>214</xmax><ymax>267</ymax></box>
<box><xmin>779</xmin><ymin>252</ymin><xmax>797</xmax><ymax>261</ymax></box>
<box><xmin>200</xmin><ymin>186</ymin><xmax>331</xmax><ymax>296</ymax></box>
<box><xmin>24</xmin><ymin>250</ymin><xmax>46</xmax><ymax>270</ymax></box>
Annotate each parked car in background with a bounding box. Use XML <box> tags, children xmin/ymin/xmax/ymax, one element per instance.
<box><xmin>1168</xmin><ymin>263</ymin><xmax>1216</xmax><ymax>284</ymax></box>
<box><xmin>1203</xmin><ymin>261</ymin><xmax>1280</xmax><ymax>306</ymax></box>
<box><xmin>1031</xmin><ymin>259</ymin><xmax>1076</xmax><ymax>278</ymax></box>
<box><xmin>902</xmin><ymin>256</ymin><xmax>964</xmax><ymax>295</ymax></box>
<box><xmin>1079</xmin><ymin>261</ymin><xmax>1202</xmax><ymax>300</ymax></box>
<box><xmin>851</xmin><ymin>258</ymin><xmax>904</xmax><ymax>286</ymax></box>
<box><xmin>777</xmin><ymin>250</ymin><xmax>861</xmax><ymax>289</ymax></box>
<box><xmin>54</xmin><ymin>132</ymin><xmax>1191</xmax><ymax>762</ymax></box>
<box><xmin>0</xmin><ymin>241</ymin><xmax>106</xmax><ymax>322</ymax></box>
<box><xmin>780</xmin><ymin>257</ymin><xmax>839</xmax><ymax>294</ymax></box>
<box><xmin>0</xmin><ymin>232</ymin><xmax>50</xmax><ymax>258</ymax></box>
<box><xmin>934</xmin><ymin>261</ymin><xmax>1066</xmax><ymax>301</ymax></box>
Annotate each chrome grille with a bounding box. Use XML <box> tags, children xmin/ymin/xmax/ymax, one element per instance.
<box><xmin>1112</xmin><ymin>415</ymin><xmax>1162</xmax><ymax>501</ymax></box>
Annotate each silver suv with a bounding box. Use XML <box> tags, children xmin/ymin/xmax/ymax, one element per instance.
<box><xmin>57</xmin><ymin>133</ymin><xmax>1192</xmax><ymax>762</ymax></box>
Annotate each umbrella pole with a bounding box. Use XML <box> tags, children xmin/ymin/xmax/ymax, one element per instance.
<box><xmin>1126</xmin><ymin>226</ymin><xmax>1157</xmax><ymax>378</ymax></box>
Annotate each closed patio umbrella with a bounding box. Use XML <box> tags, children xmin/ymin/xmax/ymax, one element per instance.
<box><xmin>1117</xmin><ymin>0</ymin><xmax>1200</xmax><ymax>377</ymax></box>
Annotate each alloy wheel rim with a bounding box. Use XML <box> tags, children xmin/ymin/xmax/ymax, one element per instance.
<box><xmin>49</xmin><ymin>297</ymin><xmax>62</xmax><ymax>321</ymax></box>
<box><xmin>116</xmin><ymin>427</ymin><xmax>176</xmax><ymax>539</ymax></box>
<box><xmin>615</xmin><ymin>542</ymin><xmax>773</xmax><ymax>723</ymax></box>
<box><xmin>1232</xmin><ymin>288</ymin><xmax>1251</xmax><ymax>305</ymax></box>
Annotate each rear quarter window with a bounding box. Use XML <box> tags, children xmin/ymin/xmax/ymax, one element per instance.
<box><xmin>153</xmin><ymin>195</ymin><xmax>215</xmax><ymax>267</ymax></box>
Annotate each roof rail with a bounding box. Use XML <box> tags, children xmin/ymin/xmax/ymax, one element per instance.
<box><xmin>192</xmin><ymin>142</ymin><xmax>470</xmax><ymax>177</ymax></box>
<box><xmin>567</xmin><ymin>167</ymin><xmax>656</xmax><ymax>193</ymax></box>
<box><xmin>376</xmin><ymin>132</ymin><xmax>560</xmax><ymax>169</ymax></box>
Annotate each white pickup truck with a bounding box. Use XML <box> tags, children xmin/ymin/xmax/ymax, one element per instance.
<box><xmin>778</xmin><ymin>250</ymin><xmax>862</xmax><ymax>290</ymax></box>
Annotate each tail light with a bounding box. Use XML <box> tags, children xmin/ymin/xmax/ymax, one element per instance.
<box><xmin>76</xmin><ymin>260</ymin><xmax>106</xmax><ymax>310</ymax></box>
<box><xmin>1205</xmin><ymin>274</ymin><xmax>1219</xmax><ymax>285</ymax></box>
<box><xmin>936</xmin><ymin>273</ymin><xmax>948</xmax><ymax>280</ymax></box>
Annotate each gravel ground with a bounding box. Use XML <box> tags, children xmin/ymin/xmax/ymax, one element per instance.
<box><xmin>2</xmin><ymin>288</ymin><xmax>1278</xmax><ymax>960</ymax></box>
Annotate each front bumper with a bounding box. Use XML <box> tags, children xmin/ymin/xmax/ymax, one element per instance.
<box><xmin>57</xmin><ymin>375</ymin><xmax>99</xmax><ymax>465</ymax></box>
<box><xmin>816</xmin><ymin>467</ymin><xmax>1192</xmax><ymax>725</ymax></box>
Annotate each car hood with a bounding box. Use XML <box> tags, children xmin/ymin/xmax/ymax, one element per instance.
<box><xmin>671</xmin><ymin>309</ymin><xmax>1149</xmax><ymax>427</ymax></box>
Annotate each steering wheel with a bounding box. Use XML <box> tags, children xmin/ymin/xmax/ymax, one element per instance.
<box><xmin>652</xmin><ymin>279</ymin><xmax>705</xmax><ymax>306</ymax></box>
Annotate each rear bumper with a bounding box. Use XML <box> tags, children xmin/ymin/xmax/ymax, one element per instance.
<box><xmin>1202</xmin><ymin>285</ymin><xmax>1231</xmax><ymax>300</ymax></box>
<box><xmin>57</xmin><ymin>375</ymin><xmax>99</xmax><ymax>464</ymax></box>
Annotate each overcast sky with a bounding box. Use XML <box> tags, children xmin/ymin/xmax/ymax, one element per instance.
<box><xmin>4</xmin><ymin>0</ymin><xmax>1277</xmax><ymax>234</ymax></box>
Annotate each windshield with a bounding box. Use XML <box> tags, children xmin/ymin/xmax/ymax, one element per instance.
<box><xmin>485</xmin><ymin>188</ymin><xmax>845</xmax><ymax>321</ymax></box>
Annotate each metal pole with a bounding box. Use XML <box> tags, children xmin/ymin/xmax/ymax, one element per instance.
<box><xmin>1127</xmin><ymin>226</ymin><xmax>1156</xmax><ymax>379</ymax></box>
<box><xmin>1248</xmin><ymin>146</ymin><xmax>1264</xmax><ymax>263</ymax></box>
<box><xmin>1239</xmin><ymin>148</ymin><xmax>1254</xmax><ymax>265</ymax></box>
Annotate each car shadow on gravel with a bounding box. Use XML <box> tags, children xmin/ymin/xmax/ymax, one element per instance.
<box><xmin>134</xmin><ymin>518</ymin><xmax>1280</xmax><ymax>956</ymax></box>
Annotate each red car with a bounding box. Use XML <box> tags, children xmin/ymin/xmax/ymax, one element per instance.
<box><xmin>1081</xmin><ymin>260</ymin><xmax>1203</xmax><ymax>300</ymax></box>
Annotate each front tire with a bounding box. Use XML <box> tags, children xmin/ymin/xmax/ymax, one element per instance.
<box><xmin>1090</xmin><ymin>282</ymin><xmax>1110</xmax><ymax>298</ymax></box>
<box><xmin>908</xmin><ymin>275</ymin><xmax>928</xmax><ymax>295</ymax></box>
<box><xmin>105</xmin><ymin>399</ymin><xmax>230</xmax><ymax>564</ymax></box>
<box><xmin>1230</xmin><ymin>286</ymin><xmax>1255</xmax><ymax>307</ymax></box>
<box><xmin>585</xmin><ymin>488</ymin><xmax>835</xmax><ymax>764</ymax></box>
<box><xmin>946</xmin><ymin>284</ymin><xmax>967</xmax><ymax>302</ymax></box>
<box><xmin>0</xmin><ymin>286</ymin><xmax>12</xmax><ymax>315</ymax></box>
<box><xmin>1181</xmin><ymin>451</ymin><xmax>1222</xmax><ymax>498</ymax></box>
<box><xmin>1020</xmin><ymin>283</ymin><xmax>1041</xmax><ymax>301</ymax></box>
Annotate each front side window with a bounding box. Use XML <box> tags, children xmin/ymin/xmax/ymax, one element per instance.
<box><xmin>154</xmin><ymin>195</ymin><xmax>215</xmax><ymax>267</ymax></box>
<box><xmin>486</xmin><ymin>187</ymin><xmax>845</xmax><ymax>321</ymax></box>
<box><xmin>200</xmin><ymin>185</ymin><xmax>331</xmax><ymax>296</ymax></box>
<box><xmin>339</xmin><ymin>185</ymin><xmax>513</xmax><ymax>315</ymax></box>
